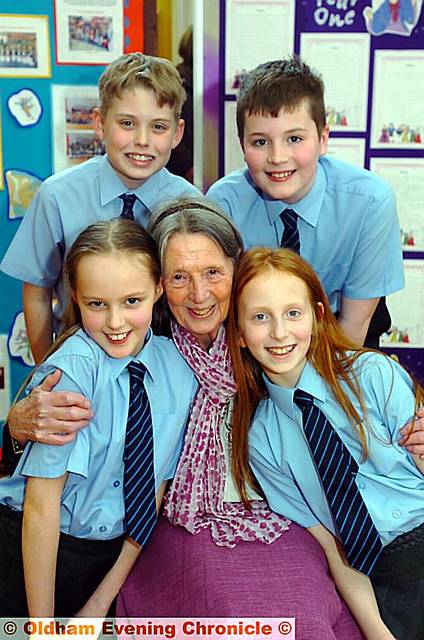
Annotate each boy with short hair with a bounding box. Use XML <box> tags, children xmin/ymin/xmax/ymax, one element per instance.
<box><xmin>208</xmin><ymin>57</ymin><xmax>404</xmax><ymax>347</ymax></box>
<box><xmin>1</xmin><ymin>52</ymin><xmax>199</xmax><ymax>363</ymax></box>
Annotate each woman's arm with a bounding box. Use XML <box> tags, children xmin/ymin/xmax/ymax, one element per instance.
<box><xmin>74</xmin><ymin>481</ymin><xmax>169</xmax><ymax>617</ymax></box>
<box><xmin>307</xmin><ymin>524</ymin><xmax>395</xmax><ymax>640</ymax></box>
<box><xmin>22</xmin><ymin>474</ymin><xmax>68</xmax><ymax>616</ymax></box>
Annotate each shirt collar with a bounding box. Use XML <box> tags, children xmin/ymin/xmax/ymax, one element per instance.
<box><xmin>263</xmin><ymin>361</ymin><xmax>327</xmax><ymax>419</ymax></box>
<box><xmin>109</xmin><ymin>329</ymin><xmax>157</xmax><ymax>382</ymax></box>
<box><xmin>262</xmin><ymin>160</ymin><xmax>326</xmax><ymax>229</ymax></box>
<box><xmin>99</xmin><ymin>156</ymin><xmax>168</xmax><ymax>211</ymax></box>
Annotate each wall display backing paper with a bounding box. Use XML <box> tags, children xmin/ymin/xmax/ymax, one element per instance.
<box><xmin>51</xmin><ymin>84</ymin><xmax>104</xmax><ymax>173</ymax></box>
<box><xmin>225</xmin><ymin>0</ymin><xmax>295</xmax><ymax>95</ymax></box>
<box><xmin>300</xmin><ymin>32</ymin><xmax>370</xmax><ymax>132</ymax></box>
<box><xmin>0</xmin><ymin>14</ymin><xmax>51</xmax><ymax>78</ymax></box>
<box><xmin>381</xmin><ymin>260</ymin><xmax>424</xmax><ymax>348</ymax></box>
<box><xmin>54</xmin><ymin>0</ymin><xmax>124</xmax><ymax>65</ymax></box>
<box><xmin>370</xmin><ymin>157</ymin><xmax>424</xmax><ymax>252</ymax></box>
<box><xmin>371</xmin><ymin>49</ymin><xmax>424</xmax><ymax>149</ymax></box>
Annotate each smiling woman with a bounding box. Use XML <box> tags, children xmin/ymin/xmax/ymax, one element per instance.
<box><xmin>116</xmin><ymin>197</ymin><xmax>363</xmax><ymax>640</ymax></box>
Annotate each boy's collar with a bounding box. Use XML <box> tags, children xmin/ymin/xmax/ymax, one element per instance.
<box><xmin>98</xmin><ymin>155</ymin><xmax>167</xmax><ymax>207</ymax></box>
<box><xmin>260</xmin><ymin>161</ymin><xmax>326</xmax><ymax>228</ymax></box>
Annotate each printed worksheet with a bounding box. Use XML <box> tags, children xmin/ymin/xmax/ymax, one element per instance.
<box><xmin>326</xmin><ymin>137</ymin><xmax>366</xmax><ymax>167</ymax></box>
<box><xmin>300</xmin><ymin>33</ymin><xmax>370</xmax><ymax>132</ymax></box>
<box><xmin>225</xmin><ymin>0</ymin><xmax>295</xmax><ymax>94</ymax></box>
<box><xmin>224</xmin><ymin>101</ymin><xmax>245</xmax><ymax>174</ymax></box>
<box><xmin>370</xmin><ymin>158</ymin><xmax>424</xmax><ymax>251</ymax></box>
<box><xmin>371</xmin><ymin>50</ymin><xmax>424</xmax><ymax>149</ymax></box>
<box><xmin>381</xmin><ymin>260</ymin><xmax>424</xmax><ymax>348</ymax></box>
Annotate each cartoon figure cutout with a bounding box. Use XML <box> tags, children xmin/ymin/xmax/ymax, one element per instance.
<box><xmin>363</xmin><ymin>0</ymin><xmax>423</xmax><ymax>36</ymax></box>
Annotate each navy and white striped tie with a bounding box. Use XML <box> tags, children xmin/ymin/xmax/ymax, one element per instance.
<box><xmin>294</xmin><ymin>389</ymin><xmax>383</xmax><ymax>575</ymax></box>
<box><xmin>123</xmin><ymin>361</ymin><xmax>157</xmax><ymax>546</ymax></box>
<box><xmin>120</xmin><ymin>193</ymin><xmax>137</xmax><ymax>220</ymax></box>
<box><xmin>280</xmin><ymin>208</ymin><xmax>300</xmax><ymax>254</ymax></box>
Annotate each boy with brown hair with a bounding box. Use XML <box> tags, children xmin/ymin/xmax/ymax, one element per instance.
<box><xmin>208</xmin><ymin>57</ymin><xmax>404</xmax><ymax>348</ymax></box>
<box><xmin>1</xmin><ymin>52</ymin><xmax>199</xmax><ymax>363</ymax></box>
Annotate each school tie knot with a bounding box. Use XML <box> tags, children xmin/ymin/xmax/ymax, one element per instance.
<box><xmin>293</xmin><ymin>389</ymin><xmax>314</xmax><ymax>410</ymax></box>
<box><xmin>127</xmin><ymin>360</ymin><xmax>146</xmax><ymax>387</ymax></box>
<box><xmin>280</xmin><ymin>208</ymin><xmax>300</xmax><ymax>254</ymax></box>
<box><xmin>120</xmin><ymin>193</ymin><xmax>138</xmax><ymax>220</ymax></box>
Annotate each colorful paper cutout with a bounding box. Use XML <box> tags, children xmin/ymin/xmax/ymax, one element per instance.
<box><xmin>7</xmin><ymin>88</ymin><xmax>42</xmax><ymax>127</ymax></box>
<box><xmin>5</xmin><ymin>170</ymin><xmax>42</xmax><ymax>219</ymax></box>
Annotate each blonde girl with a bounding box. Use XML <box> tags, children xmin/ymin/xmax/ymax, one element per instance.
<box><xmin>0</xmin><ymin>218</ymin><xmax>195</xmax><ymax>617</ymax></box>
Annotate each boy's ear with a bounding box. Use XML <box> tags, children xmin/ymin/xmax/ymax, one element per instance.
<box><xmin>92</xmin><ymin>107</ymin><xmax>105</xmax><ymax>140</ymax></box>
<box><xmin>319</xmin><ymin>124</ymin><xmax>330</xmax><ymax>156</ymax></box>
<box><xmin>171</xmin><ymin>119</ymin><xmax>185</xmax><ymax>149</ymax></box>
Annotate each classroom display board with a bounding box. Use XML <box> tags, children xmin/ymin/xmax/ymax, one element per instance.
<box><xmin>0</xmin><ymin>0</ymin><xmax>144</xmax><ymax>425</ymax></box>
<box><xmin>217</xmin><ymin>0</ymin><xmax>424</xmax><ymax>381</ymax></box>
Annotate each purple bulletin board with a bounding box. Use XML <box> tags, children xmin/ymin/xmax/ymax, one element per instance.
<box><xmin>208</xmin><ymin>0</ymin><xmax>424</xmax><ymax>382</ymax></box>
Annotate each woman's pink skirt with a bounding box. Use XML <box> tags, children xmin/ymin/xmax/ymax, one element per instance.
<box><xmin>117</xmin><ymin>517</ymin><xmax>363</xmax><ymax>640</ymax></box>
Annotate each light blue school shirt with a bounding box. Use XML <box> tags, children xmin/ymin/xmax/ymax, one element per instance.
<box><xmin>0</xmin><ymin>155</ymin><xmax>200</xmax><ymax>324</ymax></box>
<box><xmin>208</xmin><ymin>156</ymin><xmax>404</xmax><ymax>312</ymax></box>
<box><xmin>249</xmin><ymin>354</ymin><xmax>424</xmax><ymax>547</ymax></box>
<box><xmin>0</xmin><ymin>329</ymin><xmax>197</xmax><ymax>540</ymax></box>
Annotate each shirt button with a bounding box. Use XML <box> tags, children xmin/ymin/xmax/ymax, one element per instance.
<box><xmin>113</xmin><ymin>481</ymin><xmax>120</xmax><ymax>487</ymax></box>
<box><xmin>358</xmin><ymin>482</ymin><xmax>365</xmax><ymax>490</ymax></box>
<box><xmin>393</xmin><ymin>510</ymin><xmax>401</xmax><ymax>519</ymax></box>
<box><xmin>99</xmin><ymin>525</ymin><xmax>107</xmax><ymax>532</ymax></box>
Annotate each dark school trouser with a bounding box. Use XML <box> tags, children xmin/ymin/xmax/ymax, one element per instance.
<box><xmin>370</xmin><ymin>521</ymin><xmax>424</xmax><ymax>640</ymax></box>
<box><xmin>0</xmin><ymin>504</ymin><xmax>124</xmax><ymax>617</ymax></box>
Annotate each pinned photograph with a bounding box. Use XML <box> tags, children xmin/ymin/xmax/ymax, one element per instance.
<box><xmin>54</xmin><ymin>0</ymin><xmax>123</xmax><ymax>64</ymax></box>
<box><xmin>0</xmin><ymin>15</ymin><xmax>51</xmax><ymax>78</ymax></box>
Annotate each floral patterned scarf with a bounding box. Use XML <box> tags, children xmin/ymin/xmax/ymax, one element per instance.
<box><xmin>163</xmin><ymin>321</ymin><xmax>289</xmax><ymax>548</ymax></box>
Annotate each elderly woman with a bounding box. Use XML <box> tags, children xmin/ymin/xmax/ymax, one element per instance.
<box><xmin>8</xmin><ymin>196</ymin><xmax>410</xmax><ymax>636</ymax></box>
<box><xmin>113</xmin><ymin>198</ymin><xmax>362</xmax><ymax>638</ymax></box>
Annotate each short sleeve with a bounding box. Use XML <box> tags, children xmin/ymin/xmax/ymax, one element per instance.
<box><xmin>355</xmin><ymin>353</ymin><xmax>416</xmax><ymax>441</ymax></box>
<box><xmin>344</xmin><ymin>186</ymin><xmax>404</xmax><ymax>299</ymax></box>
<box><xmin>19</xmin><ymin>349</ymin><xmax>98</xmax><ymax>479</ymax></box>
<box><xmin>0</xmin><ymin>182</ymin><xmax>64</xmax><ymax>287</ymax></box>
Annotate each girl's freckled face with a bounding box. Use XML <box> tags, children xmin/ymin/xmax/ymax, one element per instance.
<box><xmin>238</xmin><ymin>269</ymin><xmax>315</xmax><ymax>388</ymax></box>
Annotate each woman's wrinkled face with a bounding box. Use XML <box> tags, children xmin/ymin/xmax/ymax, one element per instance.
<box><xmin>163</xmin><ymin>232</ymin><xmax>234</xmax><ymax>349</ymax></box>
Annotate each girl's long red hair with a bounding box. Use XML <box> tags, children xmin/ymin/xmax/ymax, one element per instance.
<box><xmin>227</xmin><ymin>248</ymin><xmax>424</xmax><ymax>507</ymax></box>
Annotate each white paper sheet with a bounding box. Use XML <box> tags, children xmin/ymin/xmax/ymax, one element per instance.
<box><xmin>371</xmin><ymin>50</ymin><xmax>424</xmax><ymax>150</ymax></box>
<box><xmin>326</xmin><ymin>137</ymin><xmax>366</xmax><ymax>167</ymax></box>
<box><xmin>381</xmin><ymin>260</ymin><xmax>424</xmax><ymax>348</ymax></box>
<box><xmin>224</xmin><ymin>101</ymin><xmax>245</xmax><ymax>175</ymax></box>
<box><xmin>370</xmin><ymin>158</ymin><xmax>424</xmax><ymax>251</ymax></box>
<box><xmin>225</xmin><ymin>0</ymin><xmax>295</xmax><ymax>95</ymax></box>
<box><xmin>0</xmin><ymin>335</ymin><xmax>10</xmax><ymax>420</ymax></box>
<box><xmin>300</xmin><ymin>33</ymin><xmax>370</xmax><ymax>133</ymax></box>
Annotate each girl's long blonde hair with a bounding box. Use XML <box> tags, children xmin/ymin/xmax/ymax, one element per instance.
<box><xmin>227</xmin><ymin>247</ymin><xmax>424</xmax><ymax>507</ymax></box>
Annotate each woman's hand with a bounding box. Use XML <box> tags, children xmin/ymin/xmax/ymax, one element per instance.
<box><xmin>8</xmin><ymin>369</ymin><xmax>93</xmax><ymax>445</ymax></box>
